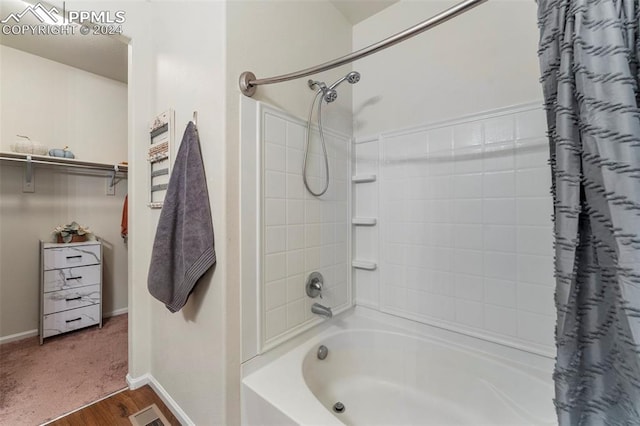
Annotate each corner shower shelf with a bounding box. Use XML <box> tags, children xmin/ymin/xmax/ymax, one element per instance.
<box><xmin>351</xmin><ymin>174</ymin><xmax>376</xmax><ymax>183</ymax></box>
<box><xmin>352</xmin><ymin>217</ymin><xmax>377</xmax><ymax>226</ymax></box>
<box><xmin>352</xmin><ymin>260</ymin><xmax>377</xmax><ymax>271</ymax></box>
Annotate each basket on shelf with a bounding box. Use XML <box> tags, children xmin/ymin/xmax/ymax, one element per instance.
<box><xmin>56</xmin><ymin>234</ymin><xmax>87</xmax><ymax>244</ymax></box>
<box><xmin>53</xmin><ymin>222</ymin><xmax>92</xmax><ymax>244</ymax></box>
<box><xmin>10</xmin><ymin>135</ymin><xmax>48</xmax><ymax>155</ymax></box>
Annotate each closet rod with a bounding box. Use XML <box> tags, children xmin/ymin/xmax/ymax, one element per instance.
<box><xmin>239</xmin><ymin>0</ymin><xmax>487</xmax><ymax>96</ymax></box>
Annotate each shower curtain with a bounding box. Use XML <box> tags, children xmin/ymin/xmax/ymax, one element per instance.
<box><xmin>538</xmin><ymin>0</ymin><xmax>640</xmax><ymax>424</ymax></box>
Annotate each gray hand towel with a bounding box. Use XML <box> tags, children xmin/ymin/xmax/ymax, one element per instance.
<box><xmin>148</xmin><ymin>121</ymin><xmax>216</xmax><ymax>313</ymax></box>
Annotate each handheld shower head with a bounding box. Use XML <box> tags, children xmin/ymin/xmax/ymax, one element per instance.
<box><xmin>309</xmin><ymin>79</ymin><xmax>338</xmax><ymax>103</ymax></box>
<box><xmin>309</xmin><ymin>71</ymin><xmax>361</xmax><ymax>104</ymax></box>
<box><xmin>304</xmin><ymin>72</ymin><xmax>362</xmax><ymax>197</ymax></box>
<box><xmin>323</xmin><ymin>88</ymin><xmax>338</xmax><ymax>103</ymax></box>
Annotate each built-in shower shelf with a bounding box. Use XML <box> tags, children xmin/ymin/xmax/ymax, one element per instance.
<box><xmin>351</xmin><ymin>174</ymin><xmax>376</xmax><ymax>183</ymax></box>
<box><xmin>352</xmin><ymin>260</ymin><xmax>377</xmax><ymax>271</ymax></box>
<box><xmin>352</xmin><ymin>217</ymin><xmax>377</xmax><ymax>226</ymax></box>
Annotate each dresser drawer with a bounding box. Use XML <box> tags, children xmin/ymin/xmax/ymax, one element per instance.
<box><xmin>42</xmin><ymin>304</ymin><xmax>101</xmax><ymax>338</ymax></box>
<box><xmin>43</xmin><ymin>244</ymin><xmax>100</xmax><ymax>270</ymax></box>
<box><xmin>43</xmin><ymin>265</ymin><xmax>101</xmax><ymax>293</ymax></box>
<box><xmin>43</xmin><ymin>284</ymin><xmax>101</xmax><ymax>315</ymax></box>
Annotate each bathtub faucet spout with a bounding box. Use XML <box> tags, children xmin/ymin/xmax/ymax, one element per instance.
<box><xmin>311</xmin><ymin>303</ymin><xmax>333</xmax><ymax>318</ymax></box>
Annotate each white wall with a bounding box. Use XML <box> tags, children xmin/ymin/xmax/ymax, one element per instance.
<box><xmin>109</xmin><ymin>1</ymin><xmax>233</xmax><ymax>424</ymax></box>
<box><xmin>227</xmin><ymin>1</ymin><xmax>354</xmax><ymax>132</ymax></box>
<box><xmin>0</xmin><ymin>46</ymin><xmax>128</xmax><ymax>339</ymax></box>
<box><xmin>352</xmin><ymin>1</ymin><xmax>555</xmax><ymax>356</ymax></box>
<box><xmin>148</xmin><ymin>3</ymin><xmax>229</xmax><ymax>424</ymax></box>
<box><xmin>0</xmin><ymin>46</ymin><xmax>128</xmax><ymax>163</ymax></box>
<box><xmin>352</xmin><ymin>0</ymin><xmax>542</xmax><ymax>137</ymax></box>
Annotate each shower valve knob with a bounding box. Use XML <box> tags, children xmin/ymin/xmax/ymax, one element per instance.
<box><xmin>306</xmin><ymin>272</ymin><xmax>324</xmax><ymax>299</ymax></box>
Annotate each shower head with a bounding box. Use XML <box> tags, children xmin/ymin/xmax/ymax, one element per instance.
<box><xmin>309</xmin><ymin>72</ymin><xmax>360</xmax><ymax>103</ymax></box>
<box><xmin>323</xmin><ymin>88</ymin><xmax>338</xmax><ymax>103</ymax></box>
<box><xmin>328</xmin><ymin>71</ymin><xmax>361</xmax><ymax>90</ymax></box>
<box><xmin>346</xmin><ymin>71</ymin><xmax>361</xmax><ymax>84</ymax></box>
<box><xmin>308</xmin><ymin>79</ymin><xmax>339</xmax><ymax>103</ymax></box>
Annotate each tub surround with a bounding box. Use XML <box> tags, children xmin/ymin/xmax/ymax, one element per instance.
<box><xmin>241</xmin><ymin>98</ymin><xmax>353</xmax><ymax>360</ymax></box>
<box><xmin>352</xmin><ymin>103</ymin><xmax>555</xmax><ymax>358</ymax></box>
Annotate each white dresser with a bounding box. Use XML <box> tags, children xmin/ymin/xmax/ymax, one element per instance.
<box><xmin>39</xmin><ymin>240</ymin><xmax>102</xmax><ymax>344</ymax></box>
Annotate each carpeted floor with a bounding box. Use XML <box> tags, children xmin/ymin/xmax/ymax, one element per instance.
<box><xmin>0</xmin><ymin>314</ymin><xmax>128</xmax><ymax>426</ymax></box>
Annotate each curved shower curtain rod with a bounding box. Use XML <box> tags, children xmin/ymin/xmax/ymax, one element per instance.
<box><xmin>239</xmin><ymin>0</ymin><xmax>487</xmax><ymax>97</ymax></box>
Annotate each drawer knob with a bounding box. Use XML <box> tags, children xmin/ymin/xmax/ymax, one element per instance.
<box><xmin>65</xmin><ymin>277</ymin><xmax>82</xmax><ymax>281</ymax></box>
<box><xmin>65</xmin><ymin>296</ymin><xmax>82</xmax><ymax>302</ymax></box>
<box><xmin>65</xmin><ymin>255</ymin><xmax>82</xmax><ymax>259</ymax></box>
<box><xmin>65</xmin><ymin>317</ymin><xmax>82</xmax><ymax>323</ymax></box>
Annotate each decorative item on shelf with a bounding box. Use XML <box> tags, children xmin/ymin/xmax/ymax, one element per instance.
<box><xmin>148</xmin><ymin>109</ymin><xmax>173</xmax><ymax>209</ymax></box>
<box><xmin>48</xmin><ymin>146</ymin><xmax>75</xmax><ymax>159</ymax></box>
<box><xmin>53</xmin><ymin>221</ymin><xmax>93</xmax><ymax>243</ymax></box>
<box><xmin>10</xmin><ymin>135</ymin><xmax>48</xmax><ymax>155</ymax></box>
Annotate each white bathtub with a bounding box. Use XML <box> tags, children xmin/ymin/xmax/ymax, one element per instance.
<box><xmin>242</xmin><ymin>308</ymin><xmax>556</xmax><ymax>426</ymax></box>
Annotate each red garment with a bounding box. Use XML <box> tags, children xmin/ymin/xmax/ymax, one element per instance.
<box><xmin>121</xmin><ymin>195</ymin><xmax>128</xmax><ymax>238</ymax></box>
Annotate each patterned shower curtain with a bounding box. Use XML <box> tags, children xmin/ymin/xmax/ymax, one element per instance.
<box><xmin>538</xmin><ymin>0</ymin><xmax>640</xmax><ymax>424</ymax></box>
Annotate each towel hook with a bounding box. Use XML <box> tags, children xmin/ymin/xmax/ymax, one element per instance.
<box><xmin>193</xmin><ymin>111</ymin><xmax>198</xmax><ymax>128</ymax></box>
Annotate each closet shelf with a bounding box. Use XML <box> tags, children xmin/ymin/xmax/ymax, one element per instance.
<box><xmin>0</xmin><ymin>151</ymin><xmax>128</xmax><ymax>173</ymax></box>
<box><xmin>0</xmin><ymin>151</ymin><xmax>127</xmax><ymax>194</ymax></box>
<box><xmin>351</xmin><ymin>174</ymin><xmax>376</xmax><ymax>183</ymax></box>
<box><xmin>352</xmin><ymin>217</ymin><xmax>377</xmax><ymax>226</ymax></box>
<box><xmin>352</xmin><ymin>260</ymin><xmax>377</xmax><ymax>271</ymax></box>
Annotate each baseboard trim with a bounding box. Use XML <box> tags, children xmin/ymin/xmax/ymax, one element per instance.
<box><xmin>126</xmin><ymin>373</ymin><xmax>195</xmax><ymax>426</ymax></box>
<box><xmin>126</xmin><ymin>373</ymin><xmax>149</xmax><ymax>390</ymax></box>
<box><xmin>0</xmin><ymin>329</ymin><xmax>38</xmax><ymax>345</ymax></box>
<box><xmin>104</xmin><ymin>307</ymin><xmax>128</xmax><ymax>318</ymax></box>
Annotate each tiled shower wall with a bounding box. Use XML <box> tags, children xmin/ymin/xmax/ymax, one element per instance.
<box><xmin>262</xmin><ymin>108</ymin><xmax>351</xmax><ymax>350</ymax></box>
<box><xmin>353</xmin><ymin>104</ymin><xmax>555</xmax><ymax>355</ymax></box>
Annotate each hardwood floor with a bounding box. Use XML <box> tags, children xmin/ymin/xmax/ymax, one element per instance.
<box><xmin>47</xmin><ymin>385</ymin><xmax>180</xmax><ymax>426</ymax></box>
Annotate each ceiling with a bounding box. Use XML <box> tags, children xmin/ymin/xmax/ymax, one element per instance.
<box><xmin>0</xmin><ymin>0</ymin><xmax>398</xmax><ymax>84</ymax></box>
<box><xmin>0</xmin><ymin>0</ymin><xmax>128</xmax><ymax>83</ymax></box>
<box><xmin>330</xmin><ymin>0</ymin><xmax>399</xmax><ymax>25</ymax></box>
